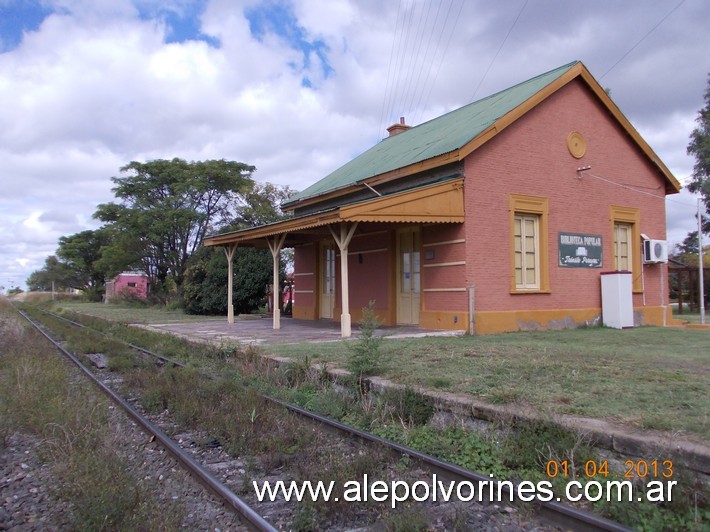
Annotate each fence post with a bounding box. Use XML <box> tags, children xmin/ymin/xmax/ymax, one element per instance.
<box><xmin>468</xmin><ymin>285</ymin><xmax>475</xmax><ymax>335</ymax></box>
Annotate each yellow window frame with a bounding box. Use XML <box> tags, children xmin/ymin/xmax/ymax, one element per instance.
<box><xmin>509</xmin><ymin>194</ymin><xmax>550</xmax><ymax>293</ymax></box>
<box><xmin>609</xmin><ymin>205</ymin><xmax>642</xmax><ymax>292</ymax></box>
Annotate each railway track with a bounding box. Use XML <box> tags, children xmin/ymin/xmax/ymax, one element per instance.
<box><xmin>13</xmin><ymin>306</ymin><xmax>276</xmax><ymax>532</ymax></box>
<box><xmin>18</xmin><ymin>305</ymin><xmax>631</xmax><ymax>531</ymax></box>
<box><xmin>34</xmin><ymin>307</ymin><xmax>186</xmax><ymax>367</ymax></box>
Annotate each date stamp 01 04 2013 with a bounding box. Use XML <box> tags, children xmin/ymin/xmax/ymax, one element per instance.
<box><xmin>544</xmin><ymin>459</ymin><xmax>677</xmax><ymax>503</ymax></box>
<box><xmin>545</xmin><ymin>458</ymin><xmax>674</xmax><ymax>480</ymax></box>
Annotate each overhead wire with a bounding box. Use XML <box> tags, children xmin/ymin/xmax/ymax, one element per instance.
<box><xmin>377</xmin><ymin>0</ymin><xmax>406</xmax><ymax>141</ymax></box>
<box><xmin>411</xmin><ymin>0</ymin><xmax>455</xmax><ymax>125</ymax></box>
<box><xmin>407</xmin><ymin>0</ymin><xmax>444</xmax><ymax>123</ymax></box>
<box><xmin>469</xmin><ymin>0</ymin><xmax>528</xmax><ymax>103</ymax></box>
<box><xmin>579</xmin><ymin>169</ymin><xmax>699</xmax><ymax>208</ymax></box>
<box><xmin>380</xmin><ymin>0</ymin><xmax>688</xmax><ymax>139</ymax></box>
<box><xmin>386</xmin><ymin>0</ymin><xmax>418</xmax><ymax>131</ymax></box>
<box><xmin>378</xmin><ymin>0</ymin><xmax>410</xmax><ymax>140</ymax></box>
<box><xmin>416</xmin><ymin>0</ymin><xmax>465</xmax><ymax>124</ymax></box>
<box><xmin>400</xmin><ymin>0</ymin><xmax>434</xmax><ymax>119</ymax></box>
<box><xmin>378</xmin><ymin>0</ymin><xmax>464</xmax><ymax>136</ymax></box>
<box><xmin>600</xmin><ymin>0</ymin><xmax>687</xmax><ymax>80</ymax></box>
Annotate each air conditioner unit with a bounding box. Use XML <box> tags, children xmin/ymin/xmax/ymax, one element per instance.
<box><xmin>643</xmin><ymin>239</ymin><xmax>668</xmax><ymax>264</ymax></box>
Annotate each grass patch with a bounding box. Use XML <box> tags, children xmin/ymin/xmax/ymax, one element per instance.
<box><xmin>0</xmin><ymin>298</ymin><xmax>183</xmax><ymax>530</ymax></box>
<box><xmin>40</xmin><ymin>300</ymin><xmax>710</xmax><ymax>438</ymax></box>
<box><xmin>51</xmin><ymin>301</ymin><xmax>226</xmax><ymax>324</ymax></box>
<box><xmin>12</xmin><ymin>298</ymin><xmax>708</xmax><ymax>529</ymax></box>
<box><xmin>122</xmin><ymin>366</ymin><xmax>311</xmax><ymax>457</ymax></box>
<box><xmin>267</xmin><ymin>327</ymin><xmax>710</xmax><ymax>439</ymax></box>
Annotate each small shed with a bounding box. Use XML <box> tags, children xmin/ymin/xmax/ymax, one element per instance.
<box><xmin>105</xmin><ymin>271</ymin><xmax>149</xmax><ymax>302</ymax></box>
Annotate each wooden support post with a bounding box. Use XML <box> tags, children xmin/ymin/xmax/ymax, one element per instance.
<box><xmin>224</xmin><ymin>244</ymin><xmax>238</xmax><ymax>324</ymax></box>
<box><xmin>468</xmin><ymin>285</ymin><xmax>475</xmax><ymax>335</ymax></box>
<box><xmin>329</xmin><ymin>222</ymin><xmax>359</xmax><ymax>338</ymax></box>
<box><xmin>267</xmin><ymin>234</ymin><xmax>287</xmax><ymax>330</ymax></box>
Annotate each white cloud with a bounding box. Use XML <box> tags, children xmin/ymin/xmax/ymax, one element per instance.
<box><xmin>0</xmin><ymin>0</ymin><xmax>708</xmax><ymax>291</ymax></box>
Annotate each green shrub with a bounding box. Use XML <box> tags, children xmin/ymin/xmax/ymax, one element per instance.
<box><xmin>347</xmin><ymin>301</ymin><xmax>383</xmax><ymax>387</ymax></box>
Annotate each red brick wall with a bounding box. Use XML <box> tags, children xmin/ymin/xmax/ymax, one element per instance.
<box><xmin>464</xmin><ymin>78</ymin><xmax>668</xmax><ymax>313</ymax></box>
<box><xmin>293</xmin><ymin>244</ymin><xmax>316</xmax><ymax>309</ymax></box>
<box><xmin>421</xmin><ymin>224</ymin><xmax>467</xmax><ymax>312</ymax></box>
<box><xmin>344</xmin><ymin>230</ymin><xmax>391</xmax><ymax>311</ymax></box>
<box><xmin>114</xmin><ymin>274</ymin><xmax>149</xmax><ymax>299</ymax></box>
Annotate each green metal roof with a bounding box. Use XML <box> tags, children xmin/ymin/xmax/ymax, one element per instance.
<box><xmin>285</xmin><ymin>61</ymin><xmax>579</xmax><ymax>206</ymax></box>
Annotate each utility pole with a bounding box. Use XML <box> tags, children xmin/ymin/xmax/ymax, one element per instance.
<box><xmin>699</xmin><ymin>198</ymin><xmax>706</xmax><ymax>325</ymax></box>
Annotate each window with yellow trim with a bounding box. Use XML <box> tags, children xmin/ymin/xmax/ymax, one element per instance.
<box><xmin>614</xmin><ymin>222</ymin><xmax>632</xmax><ymax>271</ymax></box>
<box><xmin>609</xmin><ymin>205</ymin><xmax>642</xmax><ymax>292</ymax></box>
<box><xmin>509</xmin><ymin>194</ymin><xmax>550</xmax><ymax>293</ymax></box>
<box><xmin>514</xmin><ymin>214</ymin><xmax>540</xmax><ymax>289</ymax></box>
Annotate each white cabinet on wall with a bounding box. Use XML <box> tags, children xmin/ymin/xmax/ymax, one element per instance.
<box><xmin>601</xmin><ymin>272</ymin><xmax>634</xmax><ymax>329</ymax></box>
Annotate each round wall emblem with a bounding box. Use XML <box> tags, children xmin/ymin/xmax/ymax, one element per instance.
<box><xmin>567</xmin><ymin>131</ymin><xmax>586</xmax><ymax>159</ymax></box>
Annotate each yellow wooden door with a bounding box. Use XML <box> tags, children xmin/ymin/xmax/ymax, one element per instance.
<box><xmin>397</xmin><ymin>228</ymin><xmax>420</xmax><ymax>324</ymax></box>
<box><xmin>320</xmin><ymin>245</ymin><xmax>336</xmax><ymax>319</ymax></box>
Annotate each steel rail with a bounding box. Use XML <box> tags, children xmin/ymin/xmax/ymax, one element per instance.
<box><xmin>264</xmin><ymin>397</ymin><xmax>630</xmax><ymax>532</ymax></box>
<box><xmin>28</xmin><ymin>306</ymin><xmax>630</xmax><ymax>531</ymax></box>
<box><xmin>15</xmin><ymin>307</ymin><xmax>276</xmax><ymax>532</ymax></box>
<box><xmin>33</xmin><ymin>308</ymin><xmax>186</xmax><ymax>367</ymax></box>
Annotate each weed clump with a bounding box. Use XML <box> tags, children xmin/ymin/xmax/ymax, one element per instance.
<box><xmin>347</xmin><ymin>301</ymin><xmax>383</xmax><ymax>389</ymax></box>
<box><xmin>0</xmin><ymin>305</ymin><xmax>183</xmax><ymax>530</ymax></box>
<box><xmin>379</xmin><ymin>387</ymin><xmax>435</xmax><ymax>426</ymax></box>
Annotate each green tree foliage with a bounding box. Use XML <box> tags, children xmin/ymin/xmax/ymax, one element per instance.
<box><xmin>94</xmin><ymin>158</ymin><xmax>255</xmax><ymax>296</ymax></box>
<box><xmin>91</xmin><ymin>225</ymin><xmax>143</xmax><ymax>281</ymax></box>
<box><xmin>56</xmin><ymin>229</ymin><xmax>111</xmax><ymax>300</ymax></box>
<box><xmin>181</xmin><ymin>182</ymin><xmax>295</xmax><ymax>315</ymax></box>
<box><xmin>347</xmin><ymin>301</ymin><xmax>384</xmax><ymax>394</ymax></box>
<box><xmin>26</xmin><ymin>256</ymin><xmax>79</xmax><ymax>291</ymax></box>
<box><xmin>234</xmin><ymin>182</ymin><xmax>296</xmax><ymax>228</ymax></box>
<box><xmin>182</xmin><ymin>246</ymin><xmax>283</xmax><ymax>315</ymax></box>
<box><xmin>687</xmin><ymin>73</ymin><xmax>710</xmax><ymax>235</ymax></box>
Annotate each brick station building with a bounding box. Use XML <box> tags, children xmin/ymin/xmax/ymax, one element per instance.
<box><xmin>204</xmin><ymin>61</ymin><xmax>680</xmax><ymax>336</ymax></box>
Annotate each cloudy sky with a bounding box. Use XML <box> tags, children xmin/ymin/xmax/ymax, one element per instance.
<box><xmin>0</xmin><ymin>0</ymin><xmax>708</xmax><ymax>291</ymax></box>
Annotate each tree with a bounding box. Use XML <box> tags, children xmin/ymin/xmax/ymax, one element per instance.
<box><xmin>687</xmin><ymin>73</ymin><xmax>710</xmax><ymax>235</ymax></box>
<box><xmin>181</xmin><ymin>182</ymin><xmax>294</xmax><ymax>315</ymax></box>
<box><xmin>94</xmin><ymin>158</ymin><xmax>255</xmax><ymax>298</ymax></box>
<box><xmin>182</xmin><ymin>246</ymin><xmax>282</xmax><ymax>315</ymax></box>
<box><xmin>26</xmin><ymin>256</ymin><xmax>79</xmax><ymax>291</ymax></box>
<box><xmin>56</xmin><ymin>229</ymin><xmax>112</xmax><ymax>300</ymax></box>
<box><xmin>234</xmin><ymin>182</ymin><xmax>296</xmax><ymax>228</ymax></box>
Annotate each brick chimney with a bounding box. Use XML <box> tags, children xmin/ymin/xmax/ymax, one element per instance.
<box><xmin>386</xmin><ymin>116</ymin><xmax>411</xmax><ymax>137</ymax></box>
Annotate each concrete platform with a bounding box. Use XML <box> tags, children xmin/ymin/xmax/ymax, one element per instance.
<box><xmin>141</xmin><ymin>315</ymin><xmax>464</xmax><ymax>346</ymax></box>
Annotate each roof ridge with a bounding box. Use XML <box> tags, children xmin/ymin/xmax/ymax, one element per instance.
<box><xmin>284</xmin><ymin>60</ymin><xmax>586</xmax><ymax>208</ymax></box>
<box><xmin>403</xmin><ymin>60</ymin><xmax>581</xmax><ymax>133</ymax></box>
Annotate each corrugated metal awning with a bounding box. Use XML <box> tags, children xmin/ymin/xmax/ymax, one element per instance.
<box><xmin>203</xmin><ymin>178</ymin><xmax>464</xmax><ymax>248</ymax></box>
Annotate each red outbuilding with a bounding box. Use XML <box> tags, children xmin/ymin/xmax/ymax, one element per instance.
<box><xmin>105</xmin><ymin>271</ymin><xmax>149</xmax><ymax>302</ymax></box>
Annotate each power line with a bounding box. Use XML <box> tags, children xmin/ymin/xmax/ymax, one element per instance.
<box><xmin>417</xmin><ymin>0</ymin><xmax>465</xmax><ymax>123</ymax></box>
<box><xmin>408</xmin><ymin>0</ymin><xmax>445</xmax><ymax>123</ymax></box>
<box><xmin>469</xmin><ymin>0</ymin><xmax>528</xmax><ymax>103</ymax></box>
<box><xmin>579</xmin><ymin>169</ymin><xmax>700</xmax><ymax>209</ymax></box>
<box><xmin>377</xmin><ymin>0</ymin><xmax>406</xmax><ymax>140</ymax></box>
<box><xmin>386</xmin><ymin>0</ymin><xmax>418</xmax><ymax>130</ymax></box>
<box><xmin>377</xmin><ymin>0</ymin><xmax>405</xmax><ymax>140</ymax></box>
<box><xmin>377</xmin><ymin>0</ymin><xmax>467</xmax><ymax>134</ymax></box>
<box><xmin>600</xmin><ymin>0</ymin><xmax>687</xmax><ymax>80</ymax></box>
<box><xmin>399</xmin><ymin>0</ymin><xmax>430</xmax><ymax>117</ymax></box>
